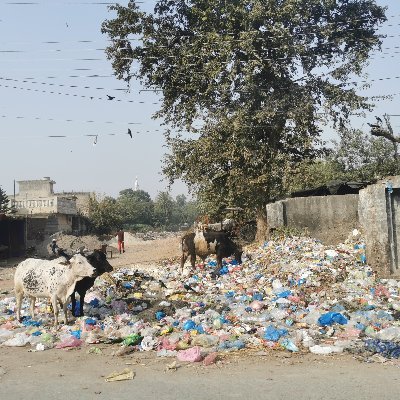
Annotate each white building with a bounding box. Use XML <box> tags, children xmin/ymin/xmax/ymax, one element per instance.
<box><xmin>8</xmin><ymin>177</ymin><xmax>92</xmax><ymax>235</ymax></box>
<box><xmin>9</xmin><ymin>177</ymin><xmax>77</xmax><ymax>215</ymax></box>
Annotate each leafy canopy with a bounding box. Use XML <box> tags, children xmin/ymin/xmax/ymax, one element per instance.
<box><xmin>0</xmin><ymin>186</ymin><xmax>10</xmax><ymax>213</ymax></box>
<box><xmin>117</xmin><ymin>189</ymin><xmax>154</xmax><ymax>225</ymax></box>
<box><xmin>102</xmin><ymin>0</ymin><xmax>386</xmax><ymax>215</ymax></box>
<box><xmin>284</xmin><ymin>126</ymin><xmax>400</xmax><ymax>194</ymax></box>
<box><xmin>88</xmin><ymin>195</ymin><xmax>122</xmax><ymax>234</ymax></box>
<box><xmin>87</xmin><ymin>189</ymin><xmax>199</xmax><ymax>233</ymax></box>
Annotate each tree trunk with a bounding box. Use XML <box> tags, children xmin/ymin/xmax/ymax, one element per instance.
<box><xmin>255</xmin><ymin>208</ymin><xmax>268</xmax><ymax>244</ymax></box>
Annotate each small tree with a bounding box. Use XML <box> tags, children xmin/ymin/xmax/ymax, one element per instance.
<box><xmin>333</xmin><ymin>127</ymin><xmax>400</xmax><ymax>181</ymax></box>
<box><xmin>153</xmin><ymin>191</ymin><xmax>175</xmax><ymax>228</ymax></box>
<box><xmin>88</xmin><ymin>194</ymin><xmax>122</xmax><ymax>234</ymax></box>
<box><xmin>117</xmin><ymin>189</ymin><xmax>154</xmax><ymax>226</ymax></box>
<box><xmin>0</xmin><ymin>186</ymin><xmax>10</xmax><ymax>213</ymax></box>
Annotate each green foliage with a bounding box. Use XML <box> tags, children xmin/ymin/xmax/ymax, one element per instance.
<box><xmin>153</xmin><ymin>191</ymin><xmax>175</xmax><ymax>228</ymax></box>
<box><xmin>102</xmin><ymin>0</ymin><xmax>386</xmax><ymax>216</ymax></box>
<box><xmin>332</xmin><ymin>128</ymin><xmax>400</xmax><ymax>181</ymax></box>
<box><xmin>0</xmin><ymin>186</ymin><xmax>10</xmax><ymax>213</ymax></box>
<box><xmin>154</xmin><ymin>192</ymin><xmax>199</xmax><ymax>229</ymax></box>
<box><xmin>283</xmin><ymin>158</ymin><xmax>346</xmax><ymax>194</ymax></box>
<box><xmin>116</xmin><ymin>189</ymin><xmax>154</xmax><ymax>225</ymax></box>
<box><xmin>124</xmin><ymin>223</ymin><xmax>153</xmax><ymax>233</ymax></box>
<box><xmin>283</xmin><ymin>127</ymin><xmax>400</xmax><ymax>195</ymax></box>
<box><xmin>87</xmin><ymin>189</ymin><xmax>199</xmax><ymax>232</ymax></box>
<box><xmin>88</xmin><ymin>195</ymin><xmax>122</xmax><ymax>234</ymax></box>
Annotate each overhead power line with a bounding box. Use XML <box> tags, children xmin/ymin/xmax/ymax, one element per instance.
<box><xmin>0</xmin><ymin>83</ymin><xmax>161</xmax><ymax>105</ymax></box>
<box><xmin>0</xmin><ymin>76</ymin><xmax>131</xmax><ymax>93</ymax></box>
<box><xmin>0</xmin><ymin>113</ymin><xmax>145</xmax><ymax>126</ymax></box>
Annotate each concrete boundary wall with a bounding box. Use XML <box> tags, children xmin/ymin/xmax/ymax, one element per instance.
<box><xmin>266</xmin><ymin>194</ymin><xmax>360</xmax><ymax>245</ymax></box>
<box><xmin>266</xmin><ymin>177</ymin><xmax>400</xmax><ymax>277</ymax></box>
<box><xmin>359</xmin><ymin>176</ymin><xmax>400</xmax><ymax>278</ymax></box>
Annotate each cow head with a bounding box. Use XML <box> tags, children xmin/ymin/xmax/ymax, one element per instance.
<box><xmin>86</xmin><ymin>249</ymin><xmax>113</xmax><ymax>276</ymax></box>
<box><xmin>70</xmin><ymin>253</ymin><xmax>96</xmax><ymax>278</ymax></box>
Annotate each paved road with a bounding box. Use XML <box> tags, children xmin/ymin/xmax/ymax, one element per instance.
<box><xmin>1</xmin><ymin>347</ymin><xmax>400</xmax><ymax>400</ymax></box>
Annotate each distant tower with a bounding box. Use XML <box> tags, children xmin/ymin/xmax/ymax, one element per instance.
<box><xmin>134</xmin><ymin>176</ymin><xmax>139</xmax><ymax>191</ymax></box>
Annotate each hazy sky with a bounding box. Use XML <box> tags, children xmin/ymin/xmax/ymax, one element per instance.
<box><xmin>1</xmin><ymin>1</ymin><xmax>399</xmax><ymax>199</ymax></box>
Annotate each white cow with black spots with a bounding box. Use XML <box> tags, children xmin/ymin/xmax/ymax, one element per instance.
<box><xmin>14</xmin><ymin>254</ymin><xmax>95</xmax><ymax>325</ymax></box>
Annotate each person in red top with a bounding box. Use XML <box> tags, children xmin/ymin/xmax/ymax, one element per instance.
<box><xmin>116</xmin><ymin>228</ymin><xmax>125</xmax><ymax>254</ymax></box>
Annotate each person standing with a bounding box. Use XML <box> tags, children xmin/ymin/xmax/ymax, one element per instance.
<box><xmin>50</xmin><ymin>239</ymin><xmax>58</xmax><ymax>254</ymax></box>
<box><xmin>116</xmin><ymin>227</ymin><xmax>125</xmax><ymax>254</ymax></box>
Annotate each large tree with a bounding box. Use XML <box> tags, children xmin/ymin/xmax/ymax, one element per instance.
<box><xmin>102</xmin><ymin>0</ymin><xmax>386</xmax><ymax>220</ymax></box>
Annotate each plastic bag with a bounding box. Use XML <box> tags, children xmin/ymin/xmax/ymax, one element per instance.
<box><xmin>55</xmin><ymin>335</ymin><xmax>83</xmax><ymax>349</ymax></box>
<box><xmin>3</xmin><ymin>333</ymin><xmax>31</xmax><ymax>347</ymax></box>
<box><xmin>309</xmin><ymin>345</ymin><xmax>343</xmax><ymax>355</ymax></box>
<box><xmin>264</xmin><ymin>325</ymin><xmax>288</xmax><ymax>342</ymax></box>
<box><xmin>177</xmin><ymin>346</ymin><xmax>203</xmax><ymax>362</ymax></box>
<box><xmin>203</xmin><ymin>352</ymin><xmax>218</xmax><ymax>366</ymax></box>
<box><xmin>318</xmin><ymin>312</ymin><xmax>348</xmax><ymax>326</ymax></box>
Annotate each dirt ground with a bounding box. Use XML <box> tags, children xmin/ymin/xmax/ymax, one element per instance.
<box><xmin>0</xmin><ymin>233</ymin><xmax>182</xmax><ymax>294</ymax></box>
<box><xmin>1</xmin><ymin>235</ymin><xmax>400</xmax><ymax>399</ymax></box>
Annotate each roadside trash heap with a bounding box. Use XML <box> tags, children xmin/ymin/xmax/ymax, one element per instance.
<box><xmin>1</xmin><ymin>231</ymin><xmax>400</xmax><ymax>363</ymax></box>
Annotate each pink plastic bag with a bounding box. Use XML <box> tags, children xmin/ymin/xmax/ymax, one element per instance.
<box><xmin>203</xmin><ymin>352</ymin><xmax>217</xmax><ymax>366</ymax></box>
<box><xmin>177</xmin><ymin>346</ymin><xmax>203</xmax><ymax>362</ymax></box>
<box><xmin>55</xmin><ymin>336</ymin><xmax>83</xmax><ymax>349</ymax></box>
<box><xmin>158</xmin><ymin>337</ymin><xmax>177</xmax><ymax>351</ymax></box>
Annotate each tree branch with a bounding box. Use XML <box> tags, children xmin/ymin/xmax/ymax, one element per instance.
<box><xmin>370</xmin><ymin>128</ymin><xmax>400</xmax><ymax>144</ymax></box>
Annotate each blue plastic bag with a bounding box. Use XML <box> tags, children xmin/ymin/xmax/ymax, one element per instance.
<box><xmin>264</xmin><ymin>325</ymin><xmax>288</xmax><ymax>342</ymax></box>
<box><xmin>155</xmin><ymin>311</ymin><xmax>166</xmax><ymax>321</ymax></box>
<box><xmin>183</xmin><ymin>320</ymin><xmax>196</xmax><ymax>330</ymax></box>
<box><xmin>276</xmin><ymin>290</ymin><xmax>292</xmax><ymax>299</ymax></box>
<box><xmin>318</xmin><ymin>312</ymin><xmax>348</xmax><ymax>326</ymax></box>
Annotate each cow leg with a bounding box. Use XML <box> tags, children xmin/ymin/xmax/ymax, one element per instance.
<box><xmin>29</xmin><ymin>295</ymin><xmax>36</xmax><ymax>320</ymax></box>
<box><xmin>15</xmin><ymin>288</ymin><xmax>23</xmax><ymax>321</ymax></box>
<box><xmin>181</xmin><ymin>253</ymin><xmax>188</xmax><ymax>272</ymax></box>
<box><xmin>51</xmin><ymin>294</ymin><xmax>59</xmax><ymax>326</ymax></box>
<box><xmin>209</xmin><ymin>255</ymin><xmax>223</xmax><ymax>279</ymax></box>
<box><xmin>62</xmin><ymin>301</ymin><xmax>69</xmax><ymax>325</ymax></box>
<box><xmin>217</xmin><ymin>254</ymin><xmax>223</xmax><ymax>270</ymax></box>
<box><xmin>70</xmin><ymin>292</ymin><xmax>77</xmax><ymax>317</ymax></box>
<box><xmin>78</xmin><ymin>289</ymin><xmax>85</xmax><ymax>317</ymax></box>
<box><xmin>190</xmin><ymin>253</ymin><xmax>196</xmax><ymax>269</ymax></box>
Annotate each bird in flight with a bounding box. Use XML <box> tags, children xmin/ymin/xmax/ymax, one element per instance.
<box><xmin>107</xmin><ymin>95</ymin><xmax>115</xmax><ymax>100</ymax></box>
<box><xmin>127</xmin><ymin>128</ymin><xmax>132</xmax><ymax>138</ymax></box>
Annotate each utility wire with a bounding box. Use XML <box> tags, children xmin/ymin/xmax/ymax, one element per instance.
<box><xmin>0</xmin><ymin>83</ymin><xmax>160</xmax><ymax>104</ymax></box>
<box><xmin>0</xmin><ymin>113</ymin><xmax>146</xmax><ymax>126</ymax></box>
<box><xmin>0</xmin><ymin>76</ymin><xmax>133</xmax><ymax>93</ymax></box>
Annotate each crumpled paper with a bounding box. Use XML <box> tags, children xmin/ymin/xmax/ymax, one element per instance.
<box><xmin>105</xmin><ymin>368</ymin><xmax>135</xmax><ymax>382</ymax></box>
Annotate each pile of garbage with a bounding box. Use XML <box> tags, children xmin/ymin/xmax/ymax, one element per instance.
<box><xmin>1</xmin><ymin>230</ymin><xmax>400</xmax><ymax>363</ymax></box>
